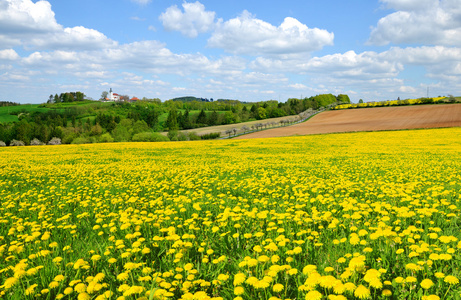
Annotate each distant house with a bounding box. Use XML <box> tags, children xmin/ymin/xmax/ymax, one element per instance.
<box><xmin>130</xmin><ymin>97</ymin><xmax>139</xmax><ymax>103</ymax></box>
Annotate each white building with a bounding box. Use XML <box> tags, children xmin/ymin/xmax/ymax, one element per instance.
<box><xmin>108</xmin><ymin>88</ymin><xmax>120</xmax><ymax>101</ymax></box>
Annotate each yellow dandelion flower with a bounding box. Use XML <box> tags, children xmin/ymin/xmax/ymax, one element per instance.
<box><xmin>382</xmin><ymin>289</ymin><xmax>392</xmax><ymax>297</ymax></box>
<box><xmin>305</xmin><ymin>290</ymin><xmax>323</xmax><ymax>300</ymax></box>
<box><xmin>234</xmin><ymin>286</ymin><xmax>244</xmax><ymax>295</ymax></box>
<box><xmin>117</xmin><ymin>273</ymin><xmax>129</xmax><ymax>281</ymax></box>
<box><xmin>444</xmin><ymin>275</ymin><xmax>459</xmax><ymax>285</ymax></box>
<box><xmin>63</xmin><ymin>287</ymin><xmax>73</xmax><ymax>295</ymax></box>
<box><xmin>420</xmin><ymin>279</ymin><xmax>434</xmax><ymax>289</ymax></box>
<box><xmin>354</xmin><ymin>285</ymin><xmax>370</xmax><ymax>299</ymax></box>
<box><xmin>272</xmin><ymin>283</ymin><xmax>284</xmax><ymax>292</ymax></box>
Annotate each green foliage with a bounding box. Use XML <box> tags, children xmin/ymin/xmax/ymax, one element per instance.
<box><xmin>132</xmin><ymin>132</ymin><xmax>169</xmax><ymax>142</ymax></box>
<box><xmin>167</xmin><ymin>130</ymin><xmax>178</xmax><ymax>141</ymax></box>
<box><xmin>256</xmin><ymin>107</ymin><xmax>267</xmax><ymax>120</ymax></box>
<box><xmin>337</xmin><ymin>94</ymin><xmax>351</xmax><ymax>103</ymax></box>
<box><xmin>313</xmin><ymin>94</ymin><xmax>337</xmax><ymax>107</ymax></box>
<box><xmin>187</xmin><ymin>132</ymin><xmax>201</xmax><ymax>140</ymax></box>
<box><xmin>165</xmin><ymin>109</ymin><xmax>179</xmax><ymax>131</ymax></box>
<box><xmin>112</xmin><ymin>125</ymin><xmax>131</xmax><ymax>142</ymax></box>
<box><xmin>99</xmin><ymin>133</ymin><xmax>114</xmax><ymax>143</ymax></box>
<box><xmin>49</xmin><ymin>91</ymin><xmax>86</xmax><ymax>103</ymax></box>
<box><xmin>208</xmin><ymin>111</ymin><xmax>218</xmax><ymax>126</ymax></box>
<box><xmin>132</xmin><ymin>120</ymin><xmax>150</xmax><ymax>135</ymax></box>
<box><xmin>71</xmin><ymin>137</ymin><xmax>91</xmax><ymax>144</ymax></box>
<box><xmin>200</xmin><ymin>132</ymin><xmax>221</xmax><ymax>140</ymax></box>
<box><xmin>196</xmin><ymin>109</ymin><xmax>207</xmax><ymax>125</ymax></box>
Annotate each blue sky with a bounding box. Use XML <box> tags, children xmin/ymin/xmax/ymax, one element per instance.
<box><xmin>1</xmin><ymin>0</ymin><xmax>461</xmax><ymax>103</ymax></box>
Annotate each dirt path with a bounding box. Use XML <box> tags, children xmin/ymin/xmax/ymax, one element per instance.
<box><xmin>234</xmin><ymin>104</ymin><xmax>461</xmax><ymax>139</ymax></box>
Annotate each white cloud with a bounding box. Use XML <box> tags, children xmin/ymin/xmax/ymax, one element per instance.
<box><xmin>131</xmin><ymin>16</ymin><xmax>146</xmax><ymax>21</ymax></box>
<box><xmin>19</xmin><ymin>40</ymin><xmax>246</xmax><ymax>81</ymax></box>
<box><xmin>0</xmin><ymin>0</ymin><xmax>60</xmax><ymax>33</ymax></box>
<box><xmin>159</xmin><ymin>1</ymin><xmax>217</xmax><ymax>38</ymax></box>
<box><xmin>289</xmin><ymin>83</ymin><xmax>308</xmax><ymax>90</ymax></box>
<box><xmin>380</xmin><ymin>0</ymin><xmax>436</xmax><ymax>11</ymax></box>
<box><xmin>0</xmin><ymin>0</ymin><xmax>116</xmax><ymax>50</ymax></box>
<box><xmin>369</xmin><ymin>0</ymin><xmax>461</xmax><ymax>46</ymax></box>
<box><xmin>0</xmin><ymin>49</ymin><xmax>20</xmax><ymax>60</ymax></box>
<box><xmin>250</xmin><ymin>50</ymin><xmax>403</xmax><ymax>80</ymax></box>
<box><xmin>208</xmin><ymin>11</ymin><xmax>334</xmax><ymax>56</ymax></box>
<box><xmin>30</xmin><ymin>26</ymin><xmax>117</xmax><ymax>50</ymax></box>
<box><xmin>131</xmin><ymin>0</ymin><xmax>151</xmax><ymax>4</ymax></box>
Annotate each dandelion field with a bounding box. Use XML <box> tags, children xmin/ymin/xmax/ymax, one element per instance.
<box><xmin>1</xmin><ymin>128</ymin><xmax>461</xmax><ymax>300</ymax></box>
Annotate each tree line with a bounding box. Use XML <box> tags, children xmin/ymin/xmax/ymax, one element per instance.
<box><xmin>47</xmin><ymin>92</ymin><xmax>87</xmax><ymax>103</ymax></box>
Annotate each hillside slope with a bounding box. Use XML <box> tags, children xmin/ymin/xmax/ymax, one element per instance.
<box><xmin>235</xmin><ymin>104</ymin><xmax>461</xmax><ymax>139</ymax></box>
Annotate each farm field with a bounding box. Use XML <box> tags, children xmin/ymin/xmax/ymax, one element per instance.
<box><xmin>235</xmin><ymin>104</ymin><xmax>461</xmax><ymax>139</ymax></box>
<box><xmin>1</xmin><ymin>128</ymin><xmax>461</xmax><ymax>299</ymax></box>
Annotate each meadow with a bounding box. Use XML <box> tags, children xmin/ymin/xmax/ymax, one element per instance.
<box><xmin>1</xmin><ymin>128</ymin><xmax>461</xmax><ymax>300</ymax></box>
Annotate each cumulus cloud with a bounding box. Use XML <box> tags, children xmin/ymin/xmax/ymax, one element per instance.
<box><xmin>0</xmin><ymin>49</ymin><xmax>20</xmax><ymax>60</ymax></box>
<box><xmin>159</xmin><ymin>1</ymin><xmax>217</xmax><ymax>38</ymax></box>
<box><xmin>369</xmin><ymin>0</ymin><xmax>461</xmax><ymax>46</ymax></box>
<box><xmin>0</xmin><ymin>0</ymin><xmax>116</xmax><ymax>50</ymax></box>
<box><xmin>208</xmin><ymin>11</ymin><xmax>334</xmax><ymax>56</ymax></box>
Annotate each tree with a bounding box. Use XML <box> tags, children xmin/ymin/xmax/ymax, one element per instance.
<box><xmin>337</xmin><ymin>94</ymin><xmax>351</xmax><ymax>103</ymax></box>
<box><xmin>256</xmin><ymin>107</ymin><xmax>266</xmax><ymax>120</ymax></box>
<box><xmin>182</xmin><ymin>110</ymin><xmax>192</xmax><ymax>129</ymax></box>
<box><xmin>208</xmin><ymin>111</ymin><xmax>218</xmax><ymax>126</ymax></box>
<box><xmin>48</xmin><ymin>137</ymin><xmax>62</xmax><ymax>145</ymax></box>
<box><xmin>112</xmin><ymin>124</ymin><xmax>131</xmax><ymax>142</ymax></box>
<box><xmin>75</xmin><ymin>91</ymin><xmax>85</xmax><ymax>101</ymax></box>
<box><xmin>165</xmin><ymin>109</ymin><xmax>179</xmax><ymax>131</ymax></box>
<box><xmin>359</xmin><ymin>99</ymin><xmax>364</xmax><ymax>103</ymax></box>
<box><xmin>196</xmin><ymin>109</ymin><xmax>207</xmax><ymax>125</ymax></box>
<box><xmin>10</xmin><ymin>139</ymin><xmax>25</xmax><ymax>146</ymax></box>
<box><xmin>100</xmin><ymin>91</ymin><xmax>108</xmax><ymax>100</ymax></box>
<box><xmin>30</xmin><ymin>138</ymin><xmax>44</xmax><ymax>145</ymax></box>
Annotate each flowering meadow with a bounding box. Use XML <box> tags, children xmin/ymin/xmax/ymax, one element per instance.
<box><xmin>1</xmin><ymin>128</ymin><xmax>461</xmax><ymax>300</ymax></box>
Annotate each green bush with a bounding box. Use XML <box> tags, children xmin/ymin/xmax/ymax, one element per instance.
<box><xmin>188</xmin><ymin>132</ymin><xmax>201</xmax><ymax>140</ymax></box>
<box><xmin>167</xmin><ymin>130</ymin><xmax>178</xmax><ymax>141</ymax></box>
<box><xmin>71</xmin><ymin>137</ymin><xmax>90</xmax><ymax>144</ymax></box>
<box><xmin>99</xmin><ymin>133</ymin><xmax>114</xmax><ymax>143</ymax></box>
<box><xmin>200</xmin><ymin>132</ymin><xmax>221</xmax><ymax>140</ymax></box>
<box><xmin>132</xmin><ymin>132</ymin><xmax>169</xmax><ymax>142</ymax></box>
<box><xmin>178</xmin><ymin>132</ymin><xmax>188</xmax><ymax>141</ymax></box>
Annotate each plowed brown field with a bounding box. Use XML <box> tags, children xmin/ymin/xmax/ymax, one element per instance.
<box><xmin>234</xmin><ymin>104</ymin><xmax>461</xmax><ymax>139</ymax></box>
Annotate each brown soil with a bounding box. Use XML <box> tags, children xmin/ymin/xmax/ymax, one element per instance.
<box><xmin>234</xmin><ymin>104</ymin><xmax>461</xmax><ymax>139</ymax></box>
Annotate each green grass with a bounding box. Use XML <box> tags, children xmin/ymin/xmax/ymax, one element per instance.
<box><xmin>0</xmin><ymin>104</ymin><xmax>52</xmax><ymax>123</ymax></box>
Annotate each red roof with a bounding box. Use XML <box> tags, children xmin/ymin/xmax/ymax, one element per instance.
<box><xmin>113</xmin><ymin>93</ymin><xmax>119</xmax><ymax>96</ymax></box>
<box><xmin>131</xmin><ymin>97</ymin><xmax>139</xmax><ymax>101</ymax></box>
